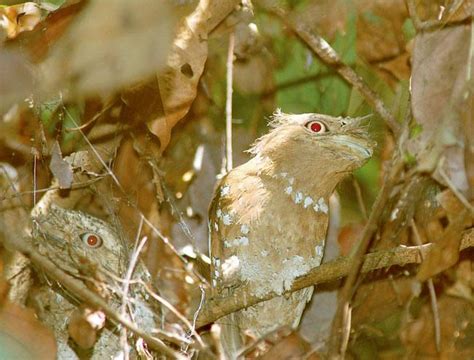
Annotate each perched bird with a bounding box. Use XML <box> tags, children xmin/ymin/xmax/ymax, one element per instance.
<box><xmin>30</xmin><ymin>203</ymin><xmax>157</xmax><ymax>359</ymax></box>
<box><xmin>209</xmin><ymin>111</ymin><xmax>374</xmax><ymax>357</ymax></box>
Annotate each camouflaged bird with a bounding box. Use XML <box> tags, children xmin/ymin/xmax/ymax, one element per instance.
<box><xmin>30</xmin><ymin>203</ymin><xmax>158</xmax><ymax>359</ymax></box>
<box><xmin>209</xmin><ymin>111</ymin><xmax>375</xmax><ymax>357</ymax></box>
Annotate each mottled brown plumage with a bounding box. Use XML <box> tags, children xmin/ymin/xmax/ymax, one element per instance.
<box><xmin>209</xmin><ymin>111</ymin><xmax>374</xmax><ymax>357</ymax></box>
<box><xmin>30</xmin><ymin>203</ymin><xmax>157</xmax><ymax>359</ymax></box>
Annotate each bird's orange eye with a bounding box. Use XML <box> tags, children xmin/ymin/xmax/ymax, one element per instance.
<box><xmin>306</xmin><ymin>121</ymin><xmax>327</xmax><ymax>133</ymax></box>
<box><xmin>81</xmin><ymin>233</ymin><xmax>102</xmax><ymax>248</ymax></box>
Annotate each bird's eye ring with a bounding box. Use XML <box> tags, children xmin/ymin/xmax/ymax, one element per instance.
<box><xmin>305</xmin><ymin>121</ymin><xmax>327</xmax><ymax>134</ymax></box>
<box><xmin>80</xmin><ymin>233</ymin><xmax>102</xmax><ymax>248</ymax></box>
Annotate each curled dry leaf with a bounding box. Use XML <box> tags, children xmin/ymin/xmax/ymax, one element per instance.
<box><xmin>41</xmin><ymin>0</ymin><xmax>177</xmax><ymax>98</ymax></box>
<box><xmin>0</xmin><ymin>2</ymin><xmax>42</xmax><ymax>40</ymax></box>
<box><xmin>148</xmin><ymin>0</ymin><xmax>240</xmax><ymax>151</ymax></box>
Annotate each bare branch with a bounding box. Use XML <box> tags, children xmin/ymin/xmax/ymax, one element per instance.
<box><xmin>257</xmin><ymin>0</ymin><xmax>400</xmax><ymax>135</ymax></box>
<box><xmin>195</xmin><ymin>228</ymin><xmax>474</xmax><ymax>327</ymax></box>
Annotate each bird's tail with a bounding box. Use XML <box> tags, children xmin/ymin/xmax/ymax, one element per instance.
<box><xmin>217</xmin><ymin>313</ymin><xmax>243</xmax><ymax>359</ymax></box>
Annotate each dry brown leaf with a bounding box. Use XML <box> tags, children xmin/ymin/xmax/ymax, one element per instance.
<box><xmin>355</xmin><ymin>0</ymin><xmax>407</xmax><ymax>63</ymax></box>
<box><xmin>0</xmin><ymin>302</ymin><xmax>57</xmax><ymax>360</ymax></box>
<box><xmin>409</xmin><ymin>24</ymin><xmax>471</xmax><ymax>193</ymax></box>
<box><xmin>417</xmin><ymin>210</ymin><xmax>469</xmax><ymax>281</ymax></box>
<box><xmin>0</xmin><ymin>2</ymin><xmax>42</xmax><ymax>40</ymax></box>
<box><xmin>49</xmin><ymin>141</ymin><xmax>73</xmax><ymax>189</ymax></box>
<box><xmin>68</xmin><ymin>307</ymin><xmax>106</xmax><ymax>349</ymax></box>
<box><xmin>400</xmin><ymin>296</ymin><xmax>474</xmax><ymax>358</ymax></box>
<box><xmin>41</xmin><ymin>0</ymin><xmax>177</xmax><ymax>98</ymax></box>
<box><xmin>148</xmin><ymin>0</ymin><xmax>240</xmax><ymax>151</ymax></box>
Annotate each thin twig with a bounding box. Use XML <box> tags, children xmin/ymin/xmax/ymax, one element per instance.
<box><xmin>120</xmin><ymin>216</ymin><xmax>146</xmax><ymax>359</ymax></box>
<box><xmin>140</xmin><ymin>281</ymin><xmax>205</xmax><ymax>349</ymax></box>
<box><xmin>225</xmin><ymin>31</ymin><xmax>235</xmax><ymax>173</ymax></box>
<box><xmin>62</xmin><ymin>104</ymin><xmax>125</xmax><ymax>192</ymax></box>
<box><xmin>33</xmin><ymin>151</ymin><xmax>38</xmax><ymax>206</ymax></box>
<box><xmin>328</xmin><ymin>166</ymin><xmax>397</xmax><ymax>357</ymax></box>
<box><xmin>61</xmin><ymin>101</ymin><xmax>207</xmax><ymax>284</ymax></box>
<box><xmin>195</xmin><ymin>228</ymin><xmax>474</xmax><ymax>327</ymax></box>
<box><xmin>352</xmin><ymin>177</ymin><xmax>368</xmax><ymax>220</ymax></box>
<box><xmin>438</xmin><ymin>158</ymin><xmax>474</xmax><ymax>214</ymax></box>
<box><xmin>410</xmin><ymin>219</ymin><xmax>441</xmax><ymax>352</ymax></box>
<box><xmin>257</xmin><ymin>0</ymin><xmax>400</xmax><ymax>135</ymax></box>
<box><xmin>0</xmin><ymin>177</ymin><xmax>106</xmax><ymax>203</ymax></box>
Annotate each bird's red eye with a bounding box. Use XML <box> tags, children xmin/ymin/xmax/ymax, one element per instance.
<box><xmin>306</xmin><ymin>121</ymin><xmax>326</xmax><ymax>133</ymax></box>
<box><xmin>81</xmin><ymin>233</ymin><xmax>102</xmax><ymax>248</ymax></box>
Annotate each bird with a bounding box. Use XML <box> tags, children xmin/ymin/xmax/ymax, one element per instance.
<box><xmin>30</xmin><ymin>203</ymin><xmax>158</xmax><ymax>359</ymax></box>
<box><xmin>208</xmin><ymin>110</ymin><xmax>375</xmax><ymax>358</ymax></box>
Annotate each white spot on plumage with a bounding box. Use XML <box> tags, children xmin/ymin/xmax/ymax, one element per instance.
<box><xmin>220</xmin><ymin>185</ymin><xmax>230</xmax><ymax>196</ymax></box>
<box><xmin>288</xmin><ymin>177</ymin><xmax>295</xmax><ymax>185</ymax></box>
<box><xmin>240</xmin><ymin>224</ymin><xmax>250</xmax><ymax>235</ymax></box>
<box><xmin>239</xmin><ymin>236</ymin><xmax>249</xmax><ymax>246</ymax></box>
<box><xmin>280</xmin><ymin>172</ymin><xmax>288</xmax><ymax>178</ymax></box>
<box><xmin>285</xmin><ymin>186</ymin><xmax>293</xmax><ymax>195</ymax></box>
<box><xmin>294</xmin><ymin>192</ymin><xmax>303</xmax><ymax>204</ymax></box>
<box><xmin>261</xmin><ymin>250</ymin><xmax>269</xmax><ymax>257</ymax></box>
<box><xmin>318</xmin><ymin>197</ymin><xmax>329</xmax><ymax>214</ymax></box>
<box><xmin>222</xmin><ymin>213</ymin><xmax>232</xmax><ymax>225</ymax></box>
<box><xmin>222</xmin><ymin>255</ymin><xmax>240</xmax><ymax>279</ymax></box>
<box><xmin>240</xmin><ymin>254</ymin><xmax>322</xmax><ymax>297</ymax></box>
<box><xmin>315</xmin><ymin>245</ymin><xmax>324</xmax><ymax>257</ymax></box>
<box><xmin>216</xmin><ymin>209</ymin><xmax>222</xmax><ymax>218</ymax></box>
<box><xmin>304</xmin><ymin>196</ymin><xmax>313</xmax><ymax>208</ymax></box>
<box><xmin>390</xmin><ymin>208</ymin><xmax>399</xmax><ymax>221</ymax></box>
<box><xmin>224</xmin><ymin>236</ymin><xmax>250</xmax><ymax>248</ymax></box>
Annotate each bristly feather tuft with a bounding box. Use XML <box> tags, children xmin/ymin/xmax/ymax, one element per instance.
<box><xmin>268</xmin><ymin>108</ymin><xmax>289</xmax><ymax>128</ymax></box>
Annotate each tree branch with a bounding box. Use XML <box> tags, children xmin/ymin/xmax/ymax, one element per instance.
<box><xmin>256</xmin><ymin>0</ymin><xmax>400</xmax><ymax>135</ymax></box>
<box><xmin>195</xmin><ymin>228</ymin><xmax>474</xmax><ymax>327</ymax></box>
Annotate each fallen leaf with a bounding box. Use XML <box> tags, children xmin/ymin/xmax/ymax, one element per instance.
<box><xmin>49</xmin><ymin>141</ymin><xmax>73</xmax><ymax>189</ymax></box>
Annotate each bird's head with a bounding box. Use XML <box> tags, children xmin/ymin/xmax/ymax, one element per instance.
<box><xmin>32</xmin><ymin>204</ymin><xmax>126</xmax><ymax>277</ymax></box>
<box><xmin>250</xmin><ymin>111</ymin><xmax>375</xmax><ymax>182</ymax></box>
